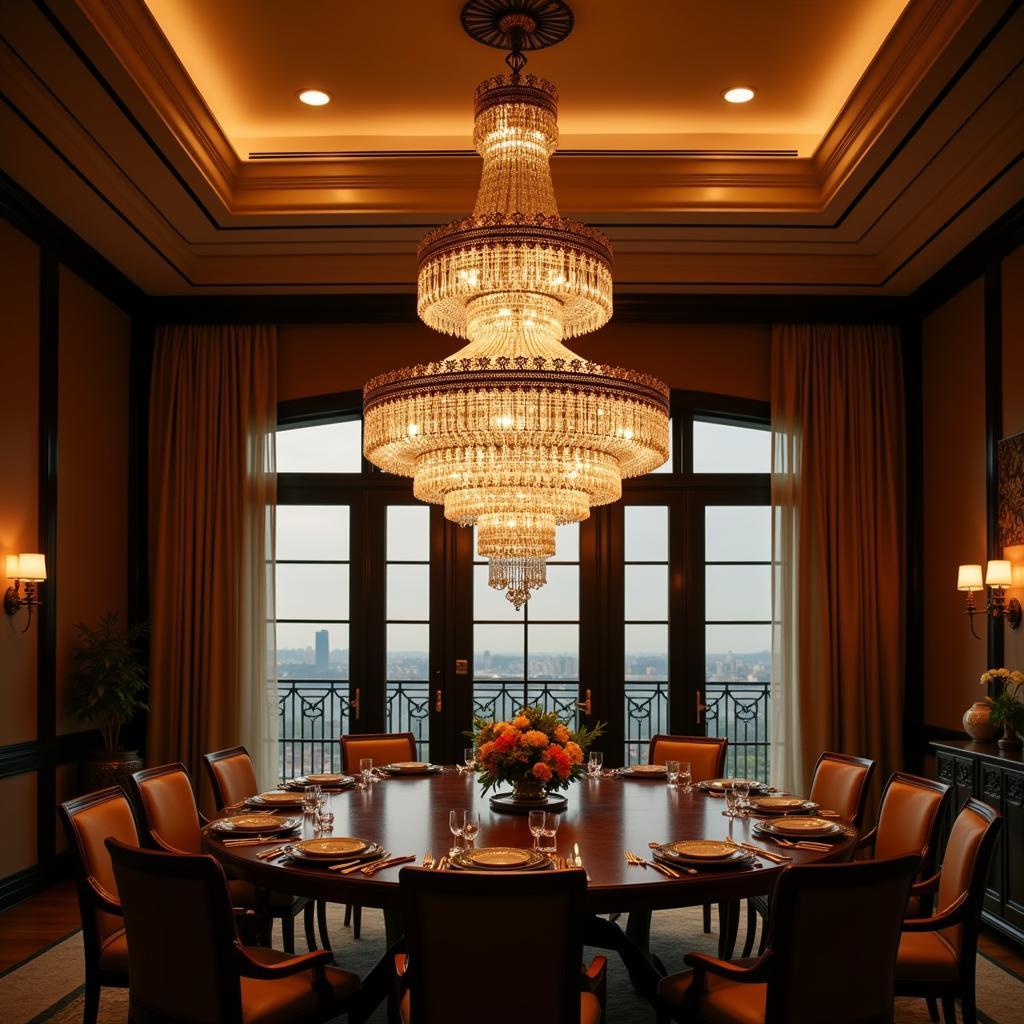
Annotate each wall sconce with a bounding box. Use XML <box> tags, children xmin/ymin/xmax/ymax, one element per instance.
<box><xmin>957</xmin><ymin>560</ymin><xmax>1022</xmax><ymax>639</ymax></box>
<box><xmin>4</xmin><ymin>554</ymin><xmax>47</xmax><ymax>632</ymax></box>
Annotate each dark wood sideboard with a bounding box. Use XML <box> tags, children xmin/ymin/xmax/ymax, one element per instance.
<box><xmin>931</xmin><ymin>739</ymin><xmax>1024</xmax><ymax>946</ymax></box>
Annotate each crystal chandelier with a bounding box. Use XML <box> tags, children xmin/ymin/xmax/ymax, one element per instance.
<box><xmin>364</xmin><ymin>1</ymin><xmax>669</xmax><ymax>607</ymax></box>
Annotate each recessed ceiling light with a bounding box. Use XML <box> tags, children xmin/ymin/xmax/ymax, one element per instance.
<box><xmin>298</xmin><ymin>89</ymin><xmax>331</xmax><ymax>107</ymax></box>
<box><xmin>722</xmin><ymin>86</ymin><xmax>756</xmax><ymax>104</ymax></box>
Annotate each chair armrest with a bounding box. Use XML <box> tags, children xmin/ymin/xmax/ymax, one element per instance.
<box><xmin>903</xmin><ymin>892</ymin><xmax>970</xmax><ymax>932</ymax></box>
<box><xmin>910</xmin><ymin>870</ymin><xmax>942</xmax><ymax>897</ymax></box>
<box><xmin>683</xmin><ymin>951</ymin><xmax>771</xmax><ymax>984</ymax></box>
<box><xmin>581</xmin><ymin>956</ymin><xmax>607</xmax><ymax>1007</ymax></box>
<box><xmin>394</xmin><ymin>954</ymin><xmax>409</xmax><ymax>979</ymax></box>
<box><xmin>236</xmin><ymin>945</ymin><xmax>334</xmax><ymax>980</ymax></box>
<box><xmin>855</xmin><ymin>827</ymin><xmax>877</xmax><ymax>852</ymax></box>
<box><xmin>87</xmin><ymin>878</ymin><xmax>122</xmax><ymax>916</ymax></box>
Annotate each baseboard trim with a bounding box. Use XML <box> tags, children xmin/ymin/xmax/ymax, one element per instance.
<box><xmin>0</xmin><ymin>854</ymin><xmax>71</xmax><ymax>912</ymax></box>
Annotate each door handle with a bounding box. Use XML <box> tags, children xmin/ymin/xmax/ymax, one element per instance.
<box><xmin>435</xmin><ymin>689</ymin><xmax>443</xmax><ymax>713</ymax></box>
<box><xmin>695</xmin><ymin>690</ymin><xmax>707</xmax><ymax>725</ymax></box>
<box><xmin>352</xmin><ymin>687</ymin><xmax>361</xmax><ymax>721</ymax></box>
<box><xmin>577</xmin><ymin>688</ymin><xmax>592</xmax><ymax>716</ymax></box>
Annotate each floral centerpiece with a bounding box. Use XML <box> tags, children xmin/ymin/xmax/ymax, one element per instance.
<box><xmin>981</xmin><ymin>668</ymin><xmax>1024</xmax><ymax>750</ymax></box>
<box><xmin>471</xmin><ymin>705</ymin><xmax>602</xmax><ymax>803</ymax></box>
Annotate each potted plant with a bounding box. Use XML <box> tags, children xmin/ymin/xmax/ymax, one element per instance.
<box><xmin>471</xmin><ymin>705</ymin><xmax>602</xmax><ymax>808</ymax></box>
<box><xmin>980</xmin><ymin>668</ymin><xmax>1024</xmax><ymax>751</ymax></box>
<box><xmin>69</xmin><ymin>611</ymin><xmax>148</xmax><ymax>791</ymax></box>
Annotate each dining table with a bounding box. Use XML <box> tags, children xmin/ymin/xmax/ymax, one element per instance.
<box><xmin>207</xmin><ymin>768</ymin><xmax>857</xmax><ymax>1016</ymax></box>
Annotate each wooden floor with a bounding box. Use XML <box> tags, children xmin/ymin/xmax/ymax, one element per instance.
<box><xmin>2</xmin><ymin>879</ymin><xmax>1023</xmax><ymax>977</ymax></box>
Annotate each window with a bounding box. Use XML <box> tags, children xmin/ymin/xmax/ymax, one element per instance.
<box><xmin>693</xmin><ymin>418</ymin><xmax>769</xmax><ymax>474</ymax></box>
<box><xmin>277</xmin><ymin>420</ymin><xmax>362</xmax><ymax>473</ymax></box>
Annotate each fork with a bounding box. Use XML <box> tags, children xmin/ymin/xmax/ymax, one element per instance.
<box><xmin>422</xmin><ymin>851</ymin><xmax>434</xmax><ymax>868</ymax></box>
<box><xmin>333</xmin><ymin>849</ymin><xmax>391</xmax><ymax>874</ymax></box>
<box><xmin>760</xmin><ymin>835</ymin><xmax>830</xmax><ymax>852</ymax></box>
<box><xmin>627</xmin><ymin>850</ymin><xmax>689</xmax><ymax>877</ymax></box>
<box><xmin>434</xmin><ymin>855</ymin><xmax>448</xmax><ymax>871</ymax></box>
<box><xmin>362</xmin><ymin>855</ymin><xmax>416</xmax><ymax>876</ymax></box>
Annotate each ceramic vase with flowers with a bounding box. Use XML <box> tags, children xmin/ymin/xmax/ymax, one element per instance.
<box><xmin>471</xmin><ymin>705</ymin><xmax>602</xmax><ymax>805</ymax></box>
<box><xmin>979</xmin><ymin>668</ymin><xmax>1024</xmax><ymax>751</ymax></box>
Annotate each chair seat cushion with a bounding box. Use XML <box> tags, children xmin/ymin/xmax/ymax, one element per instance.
<box><xmin>896</xmin><ymin>930</ymin><xmax>960</xmax><ymax>984</ymax></box>
<box><xmin>230</xmin><ymin>880</ymin><xmax>300</xmax><ymax>913</ymax></box>
<box><xmin>658</xmin><ymin>967</ymin><xmax>766</xmax><ymax>1024</ymax></box>
<box><xmin>97</xmin><ymin>928</ymin><xmax>129</xmax><ymax>973</ymax></box>
<box><xmin>241</xmin><ymin>947</ymin><xmax>359</xmax><ymax>1024</ymax></box>
<box><xmin>399</xmin><ymin>989</ymin><xmax>602</xmax><ymax>1023</ymax></box>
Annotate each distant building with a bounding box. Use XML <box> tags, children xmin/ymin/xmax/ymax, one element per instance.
<box><xmin>315</xmin><ymin>629</ymin><xmax>329</xmax><ymax>670</ymax></box>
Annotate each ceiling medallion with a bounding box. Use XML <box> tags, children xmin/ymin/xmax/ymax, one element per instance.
<box><xmin>363</xmin><ymin>1</ymin><xmax>670</xmax><ymax>608</ymax></box>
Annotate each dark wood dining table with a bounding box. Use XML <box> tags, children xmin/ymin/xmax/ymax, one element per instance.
<box><xmin>208</xmin><ymin>769</ymin><xmax>856</xmax><ymax>1015</ymax></box>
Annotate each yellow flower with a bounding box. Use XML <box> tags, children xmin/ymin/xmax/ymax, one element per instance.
<box><xmin>493</xmin><ymin>721</ymin><xmax>510</xmax><ymax>733</ymax></box>
<box><xmin>512</xmin><ymin>715</ymin><xmax>530</xmax><ymax>730</ymax></box>
<box><xmin>524</xmin><ymin>730</ymin><xmax>550</xmax><ymax>748</ymax></box>
<box><xmin>554</xmin><ymin>725</ymin><xmax>569</xmax><ymax>744</ymax></box>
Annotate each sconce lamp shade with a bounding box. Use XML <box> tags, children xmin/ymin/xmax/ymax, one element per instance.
<box><xmin>5</xmin><ymin>555</ymin><xmax>19</xmax><ymax>581</ymax></box>
<box><xmin>16</xmin><ymin>553</ymin><xmax>47</xmax><ymax>581</ymax></box>
<box><xmin>957</xmin><ymin>564</ymin><xmax>984</xmax><ymax>591</ymax></box>
<box><xmin>985</xmin><ymin>559</ymin><xmax>1013</xmax><ymax>588</ymax></box>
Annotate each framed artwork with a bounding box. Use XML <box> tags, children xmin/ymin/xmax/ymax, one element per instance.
<box><xmin>998</xmin><ymin>431</ymin><xmax>1024</xmax><ymax>548</ymax></box>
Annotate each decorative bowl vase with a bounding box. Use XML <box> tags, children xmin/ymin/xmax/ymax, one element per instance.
<box><xmin>511</xmin><ymin>777</ymin><xmax>548</xmax><ymax>803</ymax></box>
<box><xmin>998</xmin><ymin>723</ymin><xmax>1023</xmax><ymax>751</ymax></box>
<box><xmin>963</xmin><ymin>702</ymin><xmax>999</xmax><ymax>742</ymax></box>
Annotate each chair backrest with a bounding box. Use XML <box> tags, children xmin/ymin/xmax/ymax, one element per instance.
<box><xmin>935</xmin><ymin>798</ymin><xmax>1001</xmax><ymax>961</ymax></box>
<box><xmin>764</xmin><ymin>855</ymin><xmax>920</xmax><ymax>1024</ymax></box>
<box><xmin>106</xmin><ymin>838</ymin><xmax>242</xmax><ymax>1024</ymax></box>
<box><xmin>130</xmin><ymin>763</ymin><xmax>203</xmax><ymax>854</ymax></box>
<box><xmin>649</xmin><ymin>735</ymin><xmax>727</xmax><ymax>782</ymax></box>
<box><xmin>59</xmin><ymin>787</ymin><xmax>140</xmax><ymax>957</ymax></box>
<box><xmin>203</xmin><ymin>746</ymin><xmax>259</xmax><ymax>810</ymax></box>
<box><xmin>340</xmin><ymin>731</ymin><xmax>416</xmax><ymax>773</ymax></box>
<box><xmin>874</xmin><ymin>772</ymin><xmax>951</xmax><ymax>865</ymax></box>
<box><xmin>808</xmin><ymin>751</ymin><xmax>876</xmax><ymax>827</ymax></box>
<box><xmin>400</xmin><ymin>866</ymin><xmax>588</xmax><ymax>1024</ymax></box>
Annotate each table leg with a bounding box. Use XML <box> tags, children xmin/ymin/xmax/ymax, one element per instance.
<box><xmin>716</xmin><ymin>900</ymin><xmax>740</xmax><ymax>960</ymax></box>
<box><xmin>590</xmin><ymin>912</ymin><xmax>662</xmax><ymax>1000</ymax></box>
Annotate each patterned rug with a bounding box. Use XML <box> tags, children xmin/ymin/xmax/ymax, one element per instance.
<box><xmin>2</xmin><ymin>903</ymin><xmax>1021</xmax><ymax>1023</ymax></box>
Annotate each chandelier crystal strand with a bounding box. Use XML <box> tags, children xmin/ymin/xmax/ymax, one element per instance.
<box><xmin>364</xmin><ymin>69</ymin><xmax>669</xmax><ymax>607</ymax></box>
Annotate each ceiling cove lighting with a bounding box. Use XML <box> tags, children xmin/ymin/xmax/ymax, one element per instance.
<box><xmin>363</xmin><ymin>0</ymin><xmax>669</xmax><ymax>608</ymax></box>
<box><xmin>722</xmin><ymin>86</ymin><xmax>756</xmax><ymax>104</ymax></box>
<box><xmin>298</xmin><ymin>89</ymin><xmax>331</xmax><ymax>106</ymax></box>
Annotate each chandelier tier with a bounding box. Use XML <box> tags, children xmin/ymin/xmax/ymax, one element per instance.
<box><xmin>364</xmin><ymin>1</ymin><xmax>670</xmax><ymax>608</ymax></box>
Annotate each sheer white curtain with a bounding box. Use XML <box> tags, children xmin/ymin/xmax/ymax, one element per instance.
<box><xmin>770</xmin><ymin>324</ymin><xmax>905</xmax><ymax>799</ymax></box>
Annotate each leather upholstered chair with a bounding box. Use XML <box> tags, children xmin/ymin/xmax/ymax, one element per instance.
<box><xmin>131</xmin><ymin>762</ymin><xmax>314</xmax><ymax>952</ymax></box>
<box><xmin>59</xmin><ymin>787</ymin><xmax>138</xmax><ymax>1024</ymax></box>
<box><xmin>340</xmin><ymin>731</ymin><xmax>417</xmax><ymax>774</ymax></box>
<box><xmin>657</xmin><ymin>855</ymin><xmax>921</xmax><ymax>1024</ymax></box>
<box><xmin>808</xmin><ymin>751</ymin><xmax>876</xmax><ymax>828</ymax></box>
<box><xmin>649</xmin><ymin>735</ymin><xmax>728</xmax><ymax>782</ymax></box>
<box><xmin>895</xmin><ymin>799</ymin><xmax>1002</xmax><ymax>1024</ymax></box>
<box><xmin>203</xmin><ymin>745</ymin><xmax>260</xmax><ymax>810</ymax></box>
<box><xmin>396</xmin><ymin>866</ymin><xmax>605</xmax><ymax>1023</ymax></box>
<box><xmin>106</xmin><ymin>838</ymin><xmax>361</xmax><ymax>1024</ymax></box>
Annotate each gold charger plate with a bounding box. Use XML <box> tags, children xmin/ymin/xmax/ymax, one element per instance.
<box><xmin>626</xmin><ymin>764</ymin><xmax>667</xmax><ymax>776</ymax></box>
<box><xmin>293</xmin><ymin>837</ymin><xmax>372</xmax><ymax>859</ymax></box>
<box><xmin>451</xmin><ymin>847</ymin><xmax>548</xmax><ymax>871</ymax></box>
<box><xmin>249</xmin><ymin>791</ymin><xmax>305</xmax><ymax>806</ymax></box>
<box><xmin>304</xmin><ymin>773</ymin><xmax>347</xmax><ymax>785</ymax></box>
<box><xmin>210</xmin><ymin>815</ymin><xmax>299</xmax><ymax>834</ymax></box>
<box><xmin>659</xmin><ymin>839</ymin><xmax>738</xmax><ymax>861</ymax></box>
<box><xmin>762</xmin><ymin>816</ymin><xmax>839</xmax><ymax>837</ymax></box>
<box><xmin>382</xmin><ymin>762</ymin><xmax>440</xmax><ymax>775</ymax></box>
<box><xmin>749</xmin><ymin>796</ymin><xmax>817</xmax><ymax>813</ymax></box>
<box><xmin>699</xmin><ymin>778</ymin><xmax>764</xmax><ymax>790</ymax></box>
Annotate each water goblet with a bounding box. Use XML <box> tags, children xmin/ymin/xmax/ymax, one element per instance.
<box><xmin>724</xmin><ymin>788</ymin><xmax>740</xmax><ymax>819</ymax></box>
<box><xmin>528</xmin><ymin>810</ymin><xmax>545</xmax><ymax>850</ymax></box>
<box><xmin>449</xmin><ymin>808</ymin><xmax>467</xmax><ymax>856</ymax></box>
<box><xmin>303</xmin><ymin>785</ymin><xmax>322</xmax><ymax>815</ymax></box>
<box><xmin>678</xmin><ymin>761</ymin><xmax>693</xmax><ymax>793</ymax></box>
<box><xmin>588</xmin><ymin>751</ymin><xmax>604</xmax><ymax>778</ymax></box>
<box><xmin>359</xmin><ymin>758</ymin><xmax>374</xmax><ymax>788</ymax></box>
<box><xmin>734</xmin><ymin>779</ymin><xmax>752</xmax><ymax>816</ymax></box>
<box><xmin>666</xmin><ymin>760</ymin><xmax>680</xmax><ymax>787</ymax></box>
<box><xmin>539</xmin><ymin>812</ymin><xmax>560</xmax><ymax>853</ymax></box>
<box><xmin>315</xmin><ymin>808</ymin><xmax>334</xmax><ymax>835</ymax></box>
<box><xmin>462</xmin><ymin>810</ymin><xmax>480</xmax><ymax>849</ymax></box>
<box><xmin>463</xmin><ymin>747</ymin><xmax>476</xmax><ymax>773</ymax></box>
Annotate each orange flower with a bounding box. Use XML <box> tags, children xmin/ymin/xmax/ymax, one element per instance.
<box><xmin>493</xmin><ymin>721</ymin><xmax>511</xmax><ymax>733</ymax></box>
<box><xmin>495</xmin><ymin>731</ymin><xmax>518</xmax><ymax>753</ymax></box>
<box><xmin>554</xmin><ymin>724</ymin><xmax>570</xmax><ymax>744</ymax></box>
<box><xmin>532</xmin><ymin>762</ymin><xmax>553</xmax><ymax>782</ymax></box>
<box><xmin>524</xmin><ymin>729</ymin><xmax>550</xmax><ymax>748</ymax></box>
<box><xmin>512</xmin><ymin>715</ymin><xmax>530</xmax><ymax>729</ymax></box>
<box><xmin>565</xmin><ymin>741</ymin><xmax>583</xmax><ymax>765</ymax></box>
<box><xmin>478</xmin><ymin>741</ymin><xmax>496</xmax><ymax>762</ymax></box>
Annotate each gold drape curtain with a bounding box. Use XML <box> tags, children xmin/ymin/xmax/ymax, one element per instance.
<box><xmin>147</xmin><ymin>325</ymin><xmax>278</xmax><ymax>796</ymax></box>
<box><xmin>770</xmin><ymin>324</ymin><xmax>905</xmax><ymax>802</ymax></box>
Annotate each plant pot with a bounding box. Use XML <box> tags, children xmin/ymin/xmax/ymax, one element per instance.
<box><xmin>963</xmin><ymin>702</ymin><xmax>999</xmax><ymax>742</ymax></box>
<box><xmin>79</xmin><ymin>749</ymin><xmax>144</xmax><ymax>794</ymax></box>
<box><xmin>511</xmin><ymin>777</ymin><xmax>549</xmax><ymax>803</ymax></box>
<box><xmin>997</xmin><ymin>724</ymin><xmax>1023</xmax><ymax>751</ymax></box>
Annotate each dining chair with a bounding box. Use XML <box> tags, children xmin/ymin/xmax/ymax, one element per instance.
<box><xmin>339</xmin><ymin>731</ymin><xmax>417</xmax><ymax>774</ymax></box>
<box><xmin>741</xmin><ymin>770</ymin><xmax>953</xmax><ymax>958</ymax></box>
<box><xmin>648</xmin><ymin>734</ymin><xmax>728</xmax><ymax>781</ymax></box>
<box><xmin>895</xmin><ymin>798</ymin><xmax>1002</xmax><ymax>1024</ymax></box>
<box><xmin>58</xmin><ymin>787</ymin><xmax>138</xmax><ymax>1024</ymax></box>
<box><xmin>657</xmin><ymin>854</ymin><xmax>921</xmax><ymax>1024</ymax></box>
<box><xmin>807</xmin><ymin>750</ymin><xmax>876</xmax><ymax>828</ymax></box>
<box><xmin>202</xmin><ymin>745</ymin><xmax>260</xmax><ymax>810</ymax></box>
<box><xmin>105</xmin><ymin>838</ymin><xmax>362</xmax><ymax>1024</ymax></box>
<box><xmin>131</xmin><ymin>761</ymin><xmax>314</xmax><ymax>953</ymax></box>
<box><xmin>396</xmin><ymin>866</ymin><xmax>606</xmax><ymax>1023</ymax></box>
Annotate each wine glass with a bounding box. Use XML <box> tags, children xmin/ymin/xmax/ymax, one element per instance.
<box><xmin>528</xmin><ymin>809</ymin><xmax>545</xmax><ymax>850</ymax></box>
<box><xmin>359</xmin><ymin>757</ymin><xmax>374</xmax><ymax>788</ymax></box>
<box><xmin>666</xmin><ymin>760</ymin><xmax>680</xmax><ymax>787</ymax></box>
<box><xmin>462</xmin><ymin>810</ymin><xmax>480</xmax><ymax>848</ymax></box>
<box><xmin>449</xmin><ymin>808</ymin><xmax>467</xmax><ymax>855</ymax></box>
<box><xmin>587</xmin><ymin>751</ymin><xmax>603</xmax><ymax>778</ymax></box>
<box><xmin>724</xmin><ymin>788</ymin><xmax>740</xmax><ymax>819</ymax></box>
<box><xmin>539</xmin><ymin>812</ymin><xmax>560</xmax><ymax>853</ymax></box>
<box><xmin>734</xmin><ymin>779</ymin><xmax>752</xmax><ymax>816</ymax></box>
<box><xmin>303</xmin><ymin>785</ymin><xmax>322</xmax><ymax>815</ymax></box>
<box><xmin>463</xmin><ymin>747</ymin><xmax>476</xmax><ymax>773</ymax></box>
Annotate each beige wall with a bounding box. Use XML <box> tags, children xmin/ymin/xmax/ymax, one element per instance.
<box><xmin>56</xmin><ymin>269</ymin><xmax>131</xmax><ymax>735</ymax></box>
<box><xmin>0</xmin><ymin>774</ymin><xmax>37</xmax><ymax>878</ymax></box>
<box><xmin>1002</xmin><ymin>245</ymin><xmax>1024</xmax><ymax>669</ymax></box>
<box><xmin>278</xmin><ymin>321</ymin><xmax>771</xmax><ymax>401</ymax></box>
<box><xmin>0</xmin><ymin>220</ymin><xmax>40</xmax><ymax>747</ymax></box>
<box><xmin>922</xmin><ymin>278</ymin><xmax>988</xmax><ymax>730</ymax></box>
